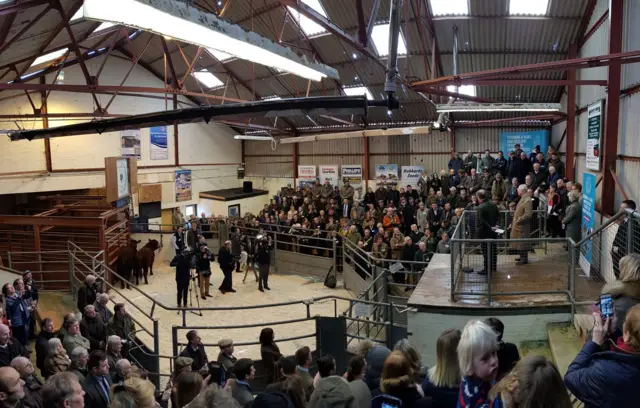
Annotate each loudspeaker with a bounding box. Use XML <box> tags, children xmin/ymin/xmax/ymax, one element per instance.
<box><xmin>243</xmin><ymin>181</ymin><xmax>253</xmax><ymax>193</ymax></box>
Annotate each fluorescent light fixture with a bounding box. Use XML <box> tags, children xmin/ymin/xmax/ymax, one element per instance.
<box><xmin>82</xmin><ymin>0</ymin><xmax>338</xmax><ymax>82</ymax></box>
<box><xmin>31</xmin><ymin>48</ymin><xmax>69</xmax><ymax>67</ymax></box>
<box><xmin>192</xmin><ymin>70</ymin><xmax>224</xmax><ymax>89</ymax></box>
<box><xmin>262</xmin><ymin>96</ymin><xmax>282</xmax><ymax>101</ymax></box>
<box><xmin>435</xmin><ymin>103</ymin><xmax>561</xmax><ymax>113</ymax></box>
<box><xmin>446</xmin><ymin>85</ymin><xmax>476</xmax><ymax>97</ymax></box>
<box><xmin>371</xmin><ymin>24</ymin><xmax>407</xmax><ymax>57</ymax></box>
<box><xmin>287</xmin><ymin>0</ymin><xmax>327</xmax><ymax>36</ymax></box>
<box><xmin>207</xmin><ymin>48</ymin><xmax>233</xmax><ymax>62</ymax></box>
<box><xmin>234</xmin><ymin>135</ymin><xmax>274</xmax><ymax>141</ymax></box>
<box><xmin>343</xmin><ymin>86</ymin><xmax>374</xmax><ymax>100</ymax></box>
<box><xmin>0</xmin><ymin>1</ymin><xmax>14</xmax><ymax>4</ymax></box>
<box><xmin>430</xmin><ymin>0</ymin><xmax>469</xmax><ymax>16</ymax></box>
<box><xmin>509</xmin><ymin>0</ymin><xmax>549</xmax><ymax>15</ymax></box>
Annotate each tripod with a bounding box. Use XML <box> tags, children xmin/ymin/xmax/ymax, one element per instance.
<box><xmin>243</xmin><ymin>258</ymin><xmax>259</xmax><ymax>284</ymax></box>
<box><xmin>187</xmin><ymin>270</ymin><xmax>203</xmax><ymax>317</ymax></box>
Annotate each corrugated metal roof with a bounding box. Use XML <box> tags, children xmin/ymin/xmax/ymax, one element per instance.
<box><xmin>0</xmin><ymin>0</ymin><xmax>595</xmax><ymax>134</ymax></box>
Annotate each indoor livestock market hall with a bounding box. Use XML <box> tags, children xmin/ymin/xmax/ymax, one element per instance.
<box><xmin>0</xmin><ymin>0</ymin><xmax>639</xmax><ymax>407</ymax></box>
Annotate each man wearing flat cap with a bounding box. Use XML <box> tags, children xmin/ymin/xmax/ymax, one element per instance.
<box><xmin>217</xmin><ymin>338</ymin><xmax>237</xmax><ymax>372</ymax></box>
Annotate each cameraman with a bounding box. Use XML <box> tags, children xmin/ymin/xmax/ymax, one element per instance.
<box><xmin>171</xmin><ymin>247</ymin><xmax>192</xmax><ymax>308</ymax></box>
<box><xmin>196</xmin><ymin>245</ymin><xmax>213</xmax><ymax>300</ymax></box>
<box><xmin>255</xmin><ymin>235</ymin><xmax>273</xmax><ymax>292</ymax></box>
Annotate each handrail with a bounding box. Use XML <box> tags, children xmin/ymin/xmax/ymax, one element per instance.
<box><xmin>574</xmin><ymin>209</ymin><xmax>627</xmax><ymax>247</ymax></box>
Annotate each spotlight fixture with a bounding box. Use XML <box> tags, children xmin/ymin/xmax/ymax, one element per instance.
<box><xmin>83</xmin><ymin>0</ymin><xmax>338</xmax><ymax>81</ymax></box>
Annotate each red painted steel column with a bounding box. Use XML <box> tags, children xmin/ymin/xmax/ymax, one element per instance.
<box><xmin>40</xmin><ymin>76</ymin><xmax>52</xmax><ymax>172</ymax></box>
<box><xmin>363</xmin><ymin>136</ymin><xmax>370</xmax><ymax>190</ymax></box>
<box><xmin>450</xmin><ymin>127</ymin><xmax>455</xmax><ymax>153</ymax></box>
<box><xmin>173</xmin><ymin>94</ymin><xmax>179</xmax><ymax>166</ymax></box>
<box><xmin>293</xmin><ymin>143</ymin><xmax>298</xmax><ymax>187</ymax></box>
<box><xmin>565</xmin><ymin>44</ymin><xmax>577</xmax><ymax>180</ymax></box>
<box><xmin>602</xmin><ymin>0</ymin><xmax>623</xmax><ymax>215</ymax></box>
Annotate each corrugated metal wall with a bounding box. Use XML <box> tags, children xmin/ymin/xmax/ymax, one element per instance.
<box><xmin>623</xmin><ymin>0</ymin><xmax>640</xmax><ymax>88</ymax></box>
<box><xmin>244</xmin><ymin>141</ymin><xmax>294</xmax><ymax>177</ymax></box>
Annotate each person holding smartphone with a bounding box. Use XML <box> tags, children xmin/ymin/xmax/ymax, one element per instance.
<box><xmin>565</xmin><ymin>304</ymin><xmax>640</xmax><ymax>408</ymax></box>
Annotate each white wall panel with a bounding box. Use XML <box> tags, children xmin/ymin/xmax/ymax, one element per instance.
<box><xmin>298</xmin><ymin>138</ymin><xmax>364</xmax><ymax>155</ymax></box>
<box><xmin>576</xmin><ymin>113</ymin><xmax>587</xmax><ymax>153</ymax></box>
<box><xmin>577</xmin><ymin>0</ymin><xmax>608</xmax><ymax>107</ymax></box>
<box><xmin>617</xmin><ymin>160</ymin><xmax>640</xmax><ymax>209</ymax></box>
<box><xmin>623</xmin><ymin>0</ymin><xmax>640</xmax><ymax>87</ymax></box>
<box><xmin>619</xmin><ymin>94</ymin><xmax>640</xmax><ymax>156</ymax></box>
<box><xmin>179</xmin><ymin>123</ymin><xmax>240</xmax><ymax>164</ymax></box>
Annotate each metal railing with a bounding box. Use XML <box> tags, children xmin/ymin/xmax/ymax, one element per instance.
<box><xmin>450</xmin><ymin>209</ymin><xmax>570</xmax><ymax>304</ymax></box>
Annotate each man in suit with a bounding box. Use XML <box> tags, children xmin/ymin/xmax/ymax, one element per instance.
<box><xmin>180</xmin><ymin>330</ymin><xmax>208</xmax><ymax>371</ymax></box>
<box><xmin>476</xmin><ymin>190</ymin><xmax>500</xmax><ymax>276</ymax></box>
<box><xmin>465</xmin><ymin>168</ymin><xmax>483</xmax><ymax>194</ymax></box>
<box><xmin>530</xmin><ymin>162</ymin><xmax>547</xmax><ymax>190</ymax></box>
<box><xmin>341</xmin><ymin>198</ymin><xmax>352</xmax><ymax>219</ymax></box>
<box><xmin>83</xmin><ymin>351</ymin><xmax>112</xmax><ymax>408</ymax></box>
<box><xmin>427</xmin><ymin>203</ymin><xmax>443</xmax><ymax>234</ymax></box>
<box><xmin>511</xmin><ymin>185</ymin><xmax>533</xmax><ymax>265</ymax></box>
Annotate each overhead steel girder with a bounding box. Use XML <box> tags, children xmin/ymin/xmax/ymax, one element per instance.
<box><xmin>411</xmin><ymin>50</ymin><xmax>640</xmax><ymax>88</ymax></box>
<box><xmin>452</xmin><ymin>114</ymin><xmax>564</xmax><ymax>127</ymax></box>
<box><xmin>0</xmin><ymin>0</ymin><xmax>49</xmax><ymax>17</ymax></box>
<box><xmin>0</xmin><ymin>83</ymin><xmax>247</xmax><ymax>103</ymax></box>
<box><xmin>414</xmin><ymin>79</ymin><xmax>607</xmax><ymax>90</ymax></box>
<box><xmin>278</xmin><ymin>0</ymin><xmax>385</xmax><ymax>70</ymax></box>
<box><xmin>9</xmin><ymin>96</ymin><xmax>369</xmax><ymax>141</ymax></box>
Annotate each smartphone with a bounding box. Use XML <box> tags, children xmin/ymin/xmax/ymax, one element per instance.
<box><xmin>599</xmin><ymin>293</ymin><xmax>614</xmax><ymax>319</ymax></box>
<box><xmin>372</xmin><ymin>395</ymin><xmax>402</xmax><ymax>408</ymax></box>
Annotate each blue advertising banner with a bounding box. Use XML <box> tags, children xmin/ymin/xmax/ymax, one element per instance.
<box><xmin>150</xmin><ymin>126</ymin><xmax>168</xmax><ymax>160</ymax></box>
<box><xmin>499</xmin><ymin>130</ymin><xmax>549</xmax><ymax>156</ymax></box>
<box><xmin>579</xmin><ymin>172</ymin><xmax>597</xmax><ymax>277</ymax></box>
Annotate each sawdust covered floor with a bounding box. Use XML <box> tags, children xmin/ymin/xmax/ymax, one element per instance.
<box><xmin>107</xmin><ymin>261</ymin><xmax>352</xmax><ymax>377</ymax></box>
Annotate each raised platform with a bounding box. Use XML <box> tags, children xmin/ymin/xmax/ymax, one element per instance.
<box><xmin>199</xmin><ymin>187</ymin><xmax>269</xmax><ymax>201</ymax></box>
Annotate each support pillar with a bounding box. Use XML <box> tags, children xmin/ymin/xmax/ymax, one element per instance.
<box><xmin>293</xmin><ymin>143</ymin><xmax>298</xmax><ymax>187</ymax></box>
<box><xmin>363</xmin><ymin>136</ymin><xmax>370</xmax><ymax>190</ymax></box>
<box><xmin>173</xmin><ymin>94</ymin><xmax>179</xmax><ymax>166</ymax></box>
<box><xmin>40</xmin><ymin>76</ymin><xmax>52</xmax><ymax>172</ymax></box>
<box><xmin>450</xmin><ymin>127</ymin><xmax>455</xmax><ymax>153</ymax></box>
<box><xmin>602</xmin><ymin>0</ymin><xmax>623</xmax><ymax>215</ymax></box>
<box><xmin>565</xmin><ymin>44</ymin><xmax>577</xmax><ymax>180</ymax></box>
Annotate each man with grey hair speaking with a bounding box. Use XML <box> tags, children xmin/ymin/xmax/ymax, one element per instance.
<box><xmin>511</xmin><ymin>184</ymin><xmax>533</xmax><ymax>265</ymax></box>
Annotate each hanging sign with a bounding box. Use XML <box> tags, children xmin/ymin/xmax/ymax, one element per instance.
<box><xmin>121</xmin><ymin>129</ymin><xmax>141</xmax><ymax>160</ymax></box>
<box><xmin>586</xmin><ymin>100</ymin><xmax>603</xmax><ymax>171</ymax></box>
<box><xmin>150</xmin><ymin>126</ymin><xmax>168</xmax><ymax>160</ymax></box>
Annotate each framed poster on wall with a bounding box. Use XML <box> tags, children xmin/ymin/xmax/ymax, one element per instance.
<box><xmin>586</xmin><ymin>100</ymin><xmax>603</xmax><ymax>171</ymax></box>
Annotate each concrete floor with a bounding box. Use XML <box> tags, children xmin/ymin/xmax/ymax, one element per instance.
<box><xmin>107</xmin><ymin>261</ymin><xmax>352</xmax><ymax>377</ymax></box>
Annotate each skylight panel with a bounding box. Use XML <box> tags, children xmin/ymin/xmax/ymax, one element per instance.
<box><xmin>371</xmin><ymin>24</ymin><xmax>407</xmax><ymax>57</ymax></box>
<box><xmin>343</xmin><ymin>86</ymin><xmax>374</xmax><ymax>101</ymax></box>
<box><xmin>430</xmin><ymin>0</ymin><xmax>469</xmax><ymax>16</ymax></box>
<box><xmin>92</xmin><ymin>22</ymin><xmax>115</xmax><ymax>33</ymax></box>
<box><xmin>192</xmin><ymin>70</ymin><xmax>224</xmax><ymax>89</ymax></box>
<box><xmin>207</xmin><ymin>48</ymin><xmax>233</xmax><ymax>62</ymax></box>
<box><xmin>447</xmin><ymin>85</ymin><xmax>476</xmax><ymax>97</ymax></box>
<box><xmin>31</xmin><ymin>48</ymin><xmax>69</xmax><ymax>67</ymax></box>
<box><xmin>287</xmin><ymin>0</ymin><xmax>327</xmax><ymax>36</ymax></box>
<box><xmin>71</xmin><ymin>8</ymin><xmax>83</xmax><ymax>22</ymax></box>
<box><xmin>0</xmin><ymin>1</ymin><xmax>14</xmax><ymax>4</ymax></box>
<box><xmin>509</xmin><ymin>0</ymin><xmax>549</xmax><ymax>15</ymax></box>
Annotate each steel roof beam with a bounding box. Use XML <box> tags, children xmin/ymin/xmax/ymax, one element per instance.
<box><xmin>413</xmin><ymin>79</ymin><xmax>607</xmax><ymax>90</ymax></box>
<box><xmin>278</xmin><ymin>0</ymin><xmax>385</xmax><ymax>70</ymax></box>
<box><xmin>0</xmin><ymin>0</ymin><xmax>50</xmax><ymax>17</ymax></box>
<box><xmin>411</xmin><ymin>50</ymin><xmax>640</xmax><ymax>88</ymax></box>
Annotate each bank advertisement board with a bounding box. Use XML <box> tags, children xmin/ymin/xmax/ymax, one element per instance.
<box><xmin>579</xmin><ymin>172</ymin><xmax>597</xmax><ymax>277</ymax></box>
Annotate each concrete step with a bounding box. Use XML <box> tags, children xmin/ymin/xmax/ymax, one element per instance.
<box><xmin>547</xmin><ymin>322</ymin><xmax>583</xmax><ymax>378</ymax></box>
<box><xmin>519</xmin><ymin>339</ymin><xmax>552</xmax><ymax>361</ymax></box>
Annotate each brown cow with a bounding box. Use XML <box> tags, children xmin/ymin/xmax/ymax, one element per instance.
<box><xmin>115</xmin><ymin>239</ymin><xmax>140</xmax><ymax>289</ymax></box>
<box><xmin>135</xmin><ymin>239</ymin><xmax>160</xmax><ymax>285</ymax></box>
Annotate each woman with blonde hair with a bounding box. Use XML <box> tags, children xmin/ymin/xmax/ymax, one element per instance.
<box><xmin>601</xmin><ymin>253</ymin><xmax>640</xmax><ymax>332</ymax></box>
<box><xmin>380</xmin><ymin>351</ymin><xmax>430</xmax><ymax>408</ymax></box>
<box><xmin>422</xmin><ymin>329</ymin><xmax>460</xmax><ymax>408</ymax></box>
<box><xmin>565</xmin><ymin>303</ymin><xmax>640</xmax><ymax>407</ymax></box>
<box><xmin>490</xmin><ymin>355</ymin><xmax>571</xmax><ymax>408</ymax></box>
<box><xmin>110</xmin><ymin>376</ymin><xmax>158</xmax><ymax>408</ymax></box>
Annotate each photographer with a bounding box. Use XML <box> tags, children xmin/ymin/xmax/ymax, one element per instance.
<box><xmin>196</xmin><ymin>245</ymin><xmax>213</xmax><ymax>300</ymax></box>
<box><xmin>171</xmin><ymin>247</ymin><xmax>192</xmax><ymax>308</ymax></box>
<box><xmin>255</xmin><ymin>235</ymin><xmax>273</xmax><ymax>292</ymax></box>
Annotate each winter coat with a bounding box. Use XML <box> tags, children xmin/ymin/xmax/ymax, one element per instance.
<box><xmin>492</xmin><ymin>157</ymin><xmax>508</xmax><ymax>176</ymax></box>
<box><xmin>422</xmin><ymin>377</ymin><xmax>457</xmax><ymax>408</ymax></box>
<box><xmin>511</xmin><ymin>195</ymin><xmax>532</xmax><ymax>250</ymax></box>
<box><xmin>43</xmin><ymin>353</ymin><xmax>70</xmax><ymax>379</ymax></box>
<box><xmin>35</xmin><ymin>330</ymin><xmax>54</xmax><ymax>370</ymax></box>
<box><xmin>492</xmin><ymin>179</ymin><xmax>508</xmax><ymax>202</ymax></box>
<box><xmin>565</xmin><ymin>339</ymin><xmax>640</xmax><ymax>408</ymax></box>
<box><xmin>0</xmin><ymin>337</ymin><xmax>27</xmax><ymax>367</ymax></box>
<box><xmin>107</xmin><ymin>315</ymin><xmax>135</xmax><ymax>344</ymax></box>
<box><xmin>80</xmin><ymin>314</ymin><xmax>107</xmax><ymax>350</ymax></box>
<box><xmin>260</xmin><ymin>342</ymin><xmax>283</xmax><ymax>384</ymax></box>
<box><xmin>63</xmin><ymin>333</ymin><xmax>90</xmax><ymax>356</ymax></box>
<box><xmin>448</xmin><ymin>158</ymin><xmax>464</xmax><ymax>173</ymax></box>
<box><xmin>309</xmin><ymin>376</ymin><xmax>357</xmax><ymax>408</ymax></box>
<box><xmin>562</xmin><ymin>200</ymin><xmax>582</xmax><ymax>244</ymax></box>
